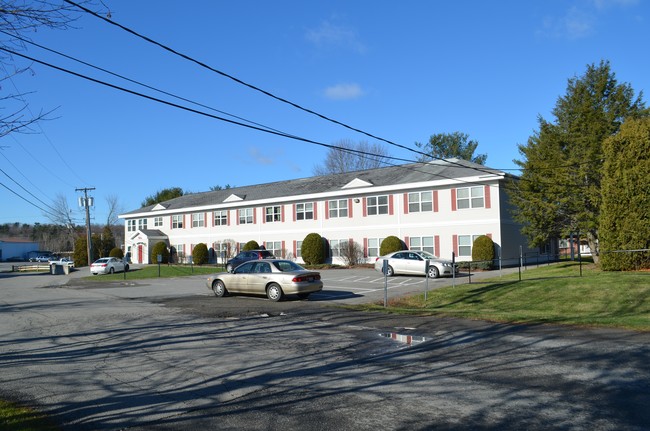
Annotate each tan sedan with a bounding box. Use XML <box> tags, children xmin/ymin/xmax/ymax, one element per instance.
<box><xmin>206</xmin><ymin>259</ymin><xmax>323</xmax><ymax>301</ymax></box>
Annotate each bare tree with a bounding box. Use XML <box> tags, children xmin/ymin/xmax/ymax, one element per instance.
<box><xmin>338</xmin><ymin>240</ymin><xmax>365</xmax><ymax>266</ymax></box>
<box><xmin>105</xmin><ymin>193</ymin><xmax>123</xmax><ymax>227</ymax></box>
<box><xmin>313</xmin><ymin>139</ymin><xmax>390</xmax><ymax>176</ymax></box>
<box><xmin>45</xmin><ymin>192</ymin><xmax>77</xmax><ymax>247</ymax></box>
<box><xmin>0</xmin><ymin>0</ymin><xmax>91</xmax><ymax>137</ymax></box>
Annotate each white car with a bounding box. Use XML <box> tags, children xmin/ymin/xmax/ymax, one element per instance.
<box><xmin>374</xmin><ymin>250</ymin><xmax>458</xmax><ymax>278</ymax></box>
<box><xmin>90</xmin><ymin>257</ymin><xmax>129</xmax><ymax>275</ymax></box>
<box><xmin>49</xmin><ymin>257</ymin><xmax>75</xmax><ymax>268</ymax></box>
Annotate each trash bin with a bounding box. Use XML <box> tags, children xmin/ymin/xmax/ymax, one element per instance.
<box><xmin>50</xmin><ymin>264</ymin><xmax>64</xmax><ymax>275</ymax></box>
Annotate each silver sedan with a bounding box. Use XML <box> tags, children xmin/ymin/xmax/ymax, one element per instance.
<box><xmin>374</xmin><ymin>250</ymin><xmax>458</xmax><ymax>278</ymax></box>
<box><xmin>206</xmin><ymin>259</ymin><xmax>323</xmax><ymax>301</ymax></box>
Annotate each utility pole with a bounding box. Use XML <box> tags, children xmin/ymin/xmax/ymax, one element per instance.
<box><xmin>76</xmin><ymin>187</ymin><xmax>95</xmax><ymax>266</ymax></box>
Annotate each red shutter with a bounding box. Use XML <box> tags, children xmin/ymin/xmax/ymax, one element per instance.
<box><xmin>211</xmin><ymin>212</ymin><xmax>214</xmax><ymax>227</ymax></box>
<box><xmin>433</xmin><ymin>190</ymin><xmax>439</xmax><ymax>213</ymax></box>
<box><xmin>404</xmin><ymin>236</ymin><xmax>409</xmax><ymax>249</ymax></box>
<box><xmin>389</xmin><ymin>195</ymin><xmax>394</xmax><ymax>215</ymax></box>
<box><xmin>348</xmin><ymin>198</ymin><xmax>353</xmax><ymax>218</ymax></box>
<box><xmin>293</xmin><ymin>240</ymin><xmax>297</xmax><ymax>257</ymax></box>
<box><xmin>363</xmin><ymin>197</ymin><xmax>367</xmax><ymax>217</ymax></box>
<box><xmin>205</xmin><ymin>212</ymin><xmax>208</xmax><ymax>227</ymax></box>
<box><xmin>451</xmin><ymin>189</ymin><xmax>457</xmax><ymax>211</ymax></box>
<box><xmin>435</xmin><ymin>235</ymin><xmax>440</xmax><ymax>256</ymax></box>
<box><xmin>363</xmin><ymin>238</ymin><xmax>368</xmax><ymax>258</ymax></box>
<box><xmin>227</xmin><ymin>210</ymin><xmax>230</xmax><ymax>226</ymax></box>
<box><xmin>170</xmin><ymin>216</ymin><xmax>172</xmax><ymax>229</ymax></box>
<box><xmin>281</xmin><ymin>241</ymin><xmax>285</xmax><ymax>257</ymax></box>
<box><xmin>292</xmin><ymin>204</ymin><xmax>296</xmax><ymax>222</ymax></box>
<box><xmin>325</xmin><ymin>201</ymin><xmax>329</xmax><ymax>219</ymax></box>
<box><xmin>262</xmin><ymin>207</ymin><xmax>266</xmax><ymax>224</ymax></box>
<box><xmin>236</xmin><ymin>210</ymin><xmax>240</xmax><ymax>225</ymax></box>
<box><xmin>183</xmin><ymin>214</ymin><xmax>186</xmax><ymax>229</ymax></box>
<box><xmin>453</xmin><ymin>235</ymin><xmax>458</xmax><ymax>257</ymax></box>
<box><xmin>404</xmin><ymin>193</ymin><xmax>409</xmax><ymax>214</ymax></box>
<box><xmin>313</xmin><ymin>202</ymin><xmax>317</xmax><ymax>220</ymax></box>
<box><xmin>281</xmin><ymin>206</ymin><xmax>285</xmax><ymax>223</ymax></box>
<box><xmin>485</xmin><ymin>185</ymin><xmax>491</xmax><ymax>209</ymax></box>
<box><xmin>253</xmin><ymin>208</ymin><xmax>257</xmax><ymax>224</ymax></box>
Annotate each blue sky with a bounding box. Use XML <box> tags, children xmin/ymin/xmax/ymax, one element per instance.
<box><xmin>1</xmin><ymin>0</ymin><xmax>648</xmax><ymax>227</ymax></box>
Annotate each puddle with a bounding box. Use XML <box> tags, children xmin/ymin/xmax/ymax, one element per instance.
<box><xmin>379</xmin><ymin>332</ymin><xmax>429</xmax><ymax>346</ymax></box>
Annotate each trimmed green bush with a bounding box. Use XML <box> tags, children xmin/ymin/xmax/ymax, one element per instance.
<box><xmin>472</xmin><ymin>235</ymin><xmax>495</xmax><ymax>270</ymax></box>
<box><xmin>73</xmin><ymin>234</ymin><xmax>100</xmax><ymax>267</ymax></box>
<box><xmin>301</xmin><ymin>233</ymin><xmax>325</xmax><ymax>265</ymax></box>
<box><xmin>380</xmin><ymin>236</ymin><xmax>403</xmax><ymax>256</ymax></box>
<box><xmin>192</xmin><ymin>243</ymin><xmax>209</xmax><ymax>265</ymax></box>
<box><xmin>243</xmin><ymin>240</ymin><xmax>260</xmax><ymax>251</ymax></box>
<box><xmin>151</xmin><ymin>241</ymin><xmax>170</xmax><ymax>264</ymax></box>
<box><xmin>109</xmin><ymin>247</ymin><xmax>124</xmax><ymax>259</ymax></box>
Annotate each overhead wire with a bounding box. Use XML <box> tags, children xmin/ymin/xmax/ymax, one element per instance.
<box><xmin>0</xmin><ymin>45</ymin><xmax>517</xmax><ymax>191</ymax></box>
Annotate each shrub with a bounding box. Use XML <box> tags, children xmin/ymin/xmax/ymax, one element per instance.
<box><xmin>192</xmin><ymin>243</ymin><xmax>209</xmax><ymax>265</ymax></box>
<box><xmin>301</xmin><ymin>233</ymin><xmax>325</xmax><ymax>265</ymax></box>
<box><xmin>380</xmin><ymin>236</ymin><xmax>403</xmax><ymax>256</ymax></box>
<box><xmin>151</xmin><ymin>241</ymin><xmax>170</xmax><ymax>264</ymax></box>
<box><xmin>73</xmin><ymin>235</ymin><xmax>99</xmax><ymax>267</ymax></box>
<box><xmin>109</xmin><ymin>247</ymin><xmax>124</xmax><ymax>259</ymax></box>
<box><xmin>243</xmin><ymin>240</ymin><xmax>260</xmax><ymax>251</ymax></box>
<box><xmin>472</xmin><ymin>235</ymin><xmax>495</xmax><ymax>270</ymax></box>
<box><xmin>339</xmin><ymin>240</ymin><xmax>365</xmax><ymax>266</ymax></box>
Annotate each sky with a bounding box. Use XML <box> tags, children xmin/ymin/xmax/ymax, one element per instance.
<box><xmin>0</xmin><ymin>0</ymin><xmax>648</xmax><ymax>228</ymax></box>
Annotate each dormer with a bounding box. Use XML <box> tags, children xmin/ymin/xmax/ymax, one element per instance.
<box><xmin>224</xmin><ymin>193</ymin><xmax>245</xmax><ymax>202</ymax></box>
<box><xmin>342</xmin><ymin>178</ymin><xmax>373</xmax><ymax>189</ymax></box>
<box><xmin>152</xmin><ymin>203</ymin><xmax>167</xmax><ymax>211</ymax></box>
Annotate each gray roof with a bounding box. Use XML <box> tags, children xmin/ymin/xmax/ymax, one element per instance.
<box><xmin>122</xmin><ymin>158</ymin><xmax>505</xmax><ymax>216</ymax></box>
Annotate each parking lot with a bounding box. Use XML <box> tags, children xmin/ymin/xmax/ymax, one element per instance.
<box><xmin>2</xmin><ymin>265</ymin><xmax>648</xmax><ymax>430</ymax></box>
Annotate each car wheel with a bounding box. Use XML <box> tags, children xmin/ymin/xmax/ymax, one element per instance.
<box><xmin>297</xmin><ymin>293</ymin><xmax>310</xmax><ymax>300</ymax></box>
<box><xmin>386</xmin><ymin>265</ymin><xmax>395</xmax><ymax>277</ymax></box>
<box><xmin>226</xmin><ymin>264</ymin><xmax>233</xmax><ymax>273</ymax></box>
<box><xmin>212</xmin><ymin>280</ymin><xmax>227</xmax><ymax>297</ymax></box>
<box><xmin>266</xmin><ymin>283</ymin><xmax>284</xmax><ymax>302</ymax></box>
<box><xmin>427</xmin><ymin>265</ymin><xmax>439</xmax><ymax>279</ymax></box>
<box><xmin>109</xmin><ymin>267</ymin><xmax>114</xmax><ymax>274</ymax></box>
<box><xmin>124</xmin><ymin>264</ymin><xmax>129</xmax><ymax>272</ymax></box>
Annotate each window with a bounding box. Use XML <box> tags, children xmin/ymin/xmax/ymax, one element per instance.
<box><xmin>192</xmin><ymin>213</ymin><xmax>205</xmax><ymax>228</ymax></box>
<box><xmin>265</xmin><ymin>241</ymin><xmax>283</xmax><ymax>257</ymax></box>
<box><xmin>410</xmin><ymin>236</ymin><xmax>435</xmax><ymax>255</ymax></box>
<box><xmin>238</xmin><ymin>208</ymin><xmax>254</xmax><ymax>224</ymax></box>
<box><xmin>457</xmin><ymin>186</ymin><xmax>484</xmax><ymax>209</ymax></box>
<box><xmin>137</xmin><ymin>218</ymin><xmax>147</xmax><ymax>230</ymax></box>
<box><xmin>214</xmin><ymin>210</ymin><xmax>228</xmax><ymax>226</ymax></box>
<box><xmin>367</xmin><ymin>195</ymin><xmax>388</xmax><ymax>215</ymax></box>
<box><xmin>328</xmin><ymin>199</ymin><xmax>348</xmax><ymax>218</ymax></box>
<box><xmin>367</xmin><ymin>238</ymin><xmax>384</xmax><ymax>258</ymax></box>
<box><xmin>172</xmin><ymin>215</ymin><xmax>183</xmax><ymax>229</ymax></box>
<box><xmin>154</xmin><ymin>216</ymin><xmax>163</xmax><ymax>227</ymax></box>
<box><xmin>127</xmin><ymin>220</ymin><xmax>136</xmax><ymax>232</ymax></box>
<box><xmin>296</xmin><ymin>203</ymin><xmax>313</xmax><ymax>220</ymax></box>
<box><xmin>296</xmin><ymin>240</ymin><xmax>302</xmax><ymax>258</ymax></box>
<box><xmin>408</xmin><ymin>191</ymin><xmax>432</xmax><ymax>213</ymax></box>
<box><xmin>265</xmin><ymin>206</ymin><xmax>282</xmax><ymax>223</ymax></box>
<box><xmin>173</xmin><ymin>244</ymin><xmax>185</xmax><ymax>263</ymax></box>
<box><xmin>329</xmin><ymin>239</ymin><xmax>347</xmax><ymax>257</ymax></box>
<box><xmin>458</xmin><ymin>235</ymin><xmax>481</xmax><ymax>256</ymax></box>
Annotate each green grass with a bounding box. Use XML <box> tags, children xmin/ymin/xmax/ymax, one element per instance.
<box><xmin>82</xmin><ymin>264</ymin><xmax>223</xmax><ymax>281</ymax></box>
<box><xmin>0</xmin><ymin>400</ymin><xmax>59</xmax><ymax>431</ymax></box>
<box><xmin>353</xmin><ymin>262</ymin><xmax>650</xmax><ymax>331</ymax></box>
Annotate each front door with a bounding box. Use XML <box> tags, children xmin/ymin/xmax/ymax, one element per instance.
<box><xmin>138</xmin><ymin>245</ymin><xmax>143</xmax><ymax>264</ymax></box>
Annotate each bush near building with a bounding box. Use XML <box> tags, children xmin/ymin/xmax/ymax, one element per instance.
<box><xmin>472</xmin><ymin>235</ymin><xmax>495</xmax><ymax>270</ymax></box>
<box><xmin>243</xmin><ymin>240</ymin><xmax>260</xmax><ymax>251</ymax></box>
<box><xmin>380</xmin><ymin>236</ymin><xmax>403</xmax><ymax>256</ymax></box>
<box><xmin>109</xmin><ymin>247</ymin><xmax>124</xmax><ymax>259</ymax></box>
<box><xmin>192</xmin><ymin>243</ymin><xmax>209</xmax><ymax>265</ymax></box>
<box><xmin>301</xmin><ymin>233</ymin><xmax>325</xmax><ymax>265</ymax></box>
<box><xmin>151</xmin><ymin>241</ymin><xmax>170</xmax><ymax>264</ymax></box>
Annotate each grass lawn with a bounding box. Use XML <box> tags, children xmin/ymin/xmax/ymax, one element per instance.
<box><xmin>82</xmin><ymin>264</ymin><xmax>223</xmax><ymax>280</ymax></box>
<box><xmin>0</xmin><ymin>400</ymin><xmax>59</xmax><ymax>431</ymax></box>
<box><xmin>353</xmin><ymin>261</ymin><xmax>650</xmax><ymax>331</ymax></box>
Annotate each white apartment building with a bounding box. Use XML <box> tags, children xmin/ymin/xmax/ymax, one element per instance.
<box><xmin>119</xmin><ymin>159</ymin><xmax>535</xmax><ymax>265</ymax></box>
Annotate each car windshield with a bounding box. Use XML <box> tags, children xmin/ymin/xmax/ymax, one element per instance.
<box><xmin>416</xmin><ymin>251</ymin><xmax>438</xmax><ymax>259</ymax></box>
<box><xmin>272</xmin><ymin>261</ymin><xmax>304</xmax><ymax>272</ymax></box>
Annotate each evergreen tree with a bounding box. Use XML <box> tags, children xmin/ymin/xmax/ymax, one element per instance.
<box><xmin>600</xmin><ymin>117</ymin><xmax>650</xmax><ymax>270</ymax></box>
<box><xmin>416</xmin><ymin>132</ymin><xmax>487</xmax><ymax>164</ymax></box>
<box><xmin>510</xmin><ymin>61</ymin><xmax>647</xmax><ymax>264</ymax></box>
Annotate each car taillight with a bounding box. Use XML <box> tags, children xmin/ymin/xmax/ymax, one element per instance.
<box><xmin>292</xmin><ymin>274</ymin><xmax>320</xmax><ymax>282</ymax></box>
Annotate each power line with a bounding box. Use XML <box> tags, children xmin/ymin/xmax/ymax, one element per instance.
<box><xmin>0</xmin><ymin>179</ymin><xmax>56</xmax><ymax>217</ymax></box>
<box><xmin>63</xmin><ymin>0</ymin><xmax>508</xmax><ymax>180</ymax></box>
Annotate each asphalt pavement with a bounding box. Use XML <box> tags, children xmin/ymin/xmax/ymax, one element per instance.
<box><xmin>1</xmin><ymin>265</ymin><xmax>648</xmax><ymax>430</ymax></box>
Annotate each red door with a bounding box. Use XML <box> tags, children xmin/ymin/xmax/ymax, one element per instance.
<box><xmin>138</xmin><ymin>245</ymin><xmax>143</xmax><ymax>263</ymax></box>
